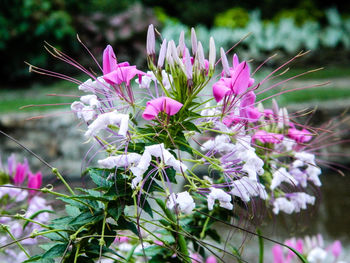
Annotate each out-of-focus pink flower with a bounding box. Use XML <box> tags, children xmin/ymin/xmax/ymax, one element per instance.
<box><xmin>191</xmin><ymin>253</ymin><xmax>203</xmax><ymax>263</ymax></box>
<box><xmin>115</xmin><ymin>236</ymin><xmax>130</xmax><ymax>243</ymax></box>
<box><xmin>27</xmin><ymin>171</ymin><xmax>42</xmax><ymax>194</ymax></box>
<box><xmin>253</xmin><ymin>130</ymin><xmax>284</xmax><ymax>144</ymax></box>
<box><xmin>7</xmin><ymin>154</ymin><xmax>16</xmax><ymax>176</ymax></box>
<box><xmin>288</xmin><ymin>128</ymin><xmax>312</xmax><ymax>143</ymax></box>
<box><xmin>142</xmin><ymin>97</ymin><xmax>183</xmax><ymax>120</ymax></box>
<box><xmin>13</xmin><ymin>161</ymin><xmax>29</xmax><ymax>186</ymax></box>
<box><xmin>239</xmin><ymin>92</ymin><xmax>261</xmax><ymax>122</ymax></box>
<box><xmin>272</xmin><ymin>245</ymin><xmax>287</xmax><ymax>263</ymax></box>
<box><xmin>330</xmin><ymin>240</ymin><xmax>342</xmax><ymax>259</ymax></box>
<box><xmin>205</xmin><ymin>255</ymin><xmax>217</xmax><ymax>263</ymax></box>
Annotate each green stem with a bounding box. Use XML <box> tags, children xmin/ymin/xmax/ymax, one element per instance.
<box><xmin>199</xmin><ymin>211</ymin><xmax>213</xmax><ymax>239</ymax></box>
<box><xmin>73</xmin><ymin>243</ymin><xmax>80</xmax><ymax>263</ymax></box>
<box><xmin>52</xmin><ymin>168</ymin><xmax>75</xmax><ymax>195</ymax></box>
<box><xmin>155</xmin><ymin>199</ymin><xmax>190</xmax><ymax>263</ymax></box>
<box><xmin>2</xmin><ymin>224</ymin><xmax>30</xmax><ymax>258</ymax></box>
<box><xmin>257</xmin><ymin>228</ymin><xmax>264</xmax><ymax>263</ymax></box>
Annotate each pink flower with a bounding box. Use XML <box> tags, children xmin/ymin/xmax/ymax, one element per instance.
<box><xmin>330</xmin><ymin>240</ymin><xmax>342</xmax><ymax>259</ymax></box>
<box><xmin>253</xmin><ymin>130</ymin><xmax>284</xmax><ymax>144</ymax></box>
<box><xmin>288</xmin><ymin>128</ymin><xmax>312</xmax><ymax>143</ymax></box>
<box><xmin>102</xmin><ymin>45</ymin><xmax>145</xmax><ymax>86</ymax></box>
<box><xmin>239</xmin><ymin>92</ymin><xmax>261</xmax><ymax>122</ymax></box>
<box><xmin>191</xmin><ymin>253</ymin><xmax>203</xmax><ymax>263</ymax></box>
<box><xmin>272</xmin><ymin>245</ymin><xmax>288</xmax><ymax>263</ymax></box>
<box><xmin>213</xmin><ymin>62</ymin><xmax>251</xmax><ymax>103</ymax></box>
<box><xmin>27</xmin><ymin>171</ymin><xmax>42</xmax><ymax>194</ymax></box>
<box><xmin>142</xmin><ymin>97</ymin><xmax>183</xmax><ymax>120</ymax></box>
<box><xmin>115</xmin><ymin>236</ymin><xmax>130</xmax><ymax>243</ymax></box>
<box><xmin>13</xmin><ymin>161</ymin><xmax>29</xmax><ymax>186</ymax></box>
<box><xmin>205</xmin><ymin>256</ymin><xmax>217</xmax><ymax>263</ymax></box>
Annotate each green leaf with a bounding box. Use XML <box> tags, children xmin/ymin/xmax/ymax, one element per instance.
<box><xmin>107</xmin><ymin>201</ymin><xmax>123</xmax><ymax>221</ymax></box>
<box><xmin>165</xmin><ymin>167</ymin><xmax>177</xmax><ymax>183</ymax></box>
<box><xmin>206</xmin><ymin>229</ymin><xmax>221</xmax><ymax>243</ymax></box>
<box><xmin>23</xmin><ymin>255</ymin><xmax>55</xmax><ymax>263</ymax></box>
<box><xmin>41</xmin><ymin>243</ymin><xmax>68</xmax><ymax>259</ymax></box>
<box><xmin>117</xmin><ymin>216</ymin><xmax>138</xmax><ymax>235</ymax></box>
<box><xmin>182</xmin><ymin>121</ymin><xmax>200</xmax><ymax>133</ymax></box>
<box><xmin>69</xmin><ymin>210</ymin><xmax>104</xmax><ymax>226</ymax></box>
<box><xmin>65</xmin><ymin>205</ymin><xmax>80</xmax><ymax>217</ymax></box>
<box><xmin>86</xmin><ymin>168</ymin><xmax>113</xmax><ymax>189</ymax></box>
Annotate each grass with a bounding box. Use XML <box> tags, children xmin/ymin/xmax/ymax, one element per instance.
<box><xmin>257</xmin><ymin>86</ymin><xmax>350</xmax><ymax>105</ymax></box>
<box><xmin>0</xmin><ymin>66</ymin><xmax>350</xmax><ymax>113</ymax></box>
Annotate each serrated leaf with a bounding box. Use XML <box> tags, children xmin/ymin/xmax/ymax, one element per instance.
<box><xmin>87</xmin><ymin>168</ymin><xmax>113</xmax><ymax>189</ymax></box>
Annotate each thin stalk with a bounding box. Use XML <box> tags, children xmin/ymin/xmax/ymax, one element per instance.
<box><xmin>52</xmin><ymin>168</ymin><xmax>75</xmax><ymax>195</ymax></box>
<box><xmin>2</xmin><ymin>224</ymin><xmax>30</xmax><ymax>258</ymax></box>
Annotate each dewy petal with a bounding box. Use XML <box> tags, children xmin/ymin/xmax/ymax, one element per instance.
<box><xmin>85</xmin><ymin>110</ymin><xmax>129</xmax><ymax>137</ymax></box>
<box><xmin>80</xmin><ymin>95</ymin><xmax>100</xmax><ymax>108</ymax></box>
<box><xmin>103</xmin><ymin>45</ymin><xmax>118</xmax><ymax>75</ymax></box>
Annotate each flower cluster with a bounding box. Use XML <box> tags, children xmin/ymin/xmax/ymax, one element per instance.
<box><xmin>0</xmin><ymin>154</ymin><xmax>52</xmax><ymax>261</ymax></box>
<box><xmin>23</xmin><ymin>24</ymin><xmax>335</xmax><ymax>262</ymax></box>
<box><xmin>272</xmin><ymin>235</ymin><xmax>348</xmax><ymax>263</ymax></box>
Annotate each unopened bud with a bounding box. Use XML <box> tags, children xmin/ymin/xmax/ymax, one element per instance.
<box><xmin>197</xmin><ymin>42</ymin><xmax>205</xmax><ymax>71</ymax></box>
<box><xmin>272</xmin><ymin>99</ymin><xmax>279</xmax><ymax>115</ymax></box>
<box><xmin>177</xmin><ymin>31</ymin><xmax>185</xmax><ymax>57</ymax></box>
<box><xmin>209</xmin><ymin>37</ymin><xmax>216</xmax><ymax>69</ymax></box>
<box><xmin>146</xmin><ymin>24</ymin><xmax>155</xmax><ymax>56</ymax></box>
<box><xmin>158</xmin><ymin>39</ymin><xmax>167</xmax><ymax>68</ymax></box>
<box><xmin>220</xmin><ymin>47</ymin><xmax>230</xmax><ymax>77</ymax></box>
<box><xmin>184</xmin><ymin>48</ymin><xmax>192</xmax><ymax>80</ymax></box>
<box><xmin>191</xmin><ymin>28</ymin><xmax>197</xmax><ymax>55</ymax></box>
<box><xmin>166</xmin><ymin>40</ymin><xmax>175</xmax><ymax>67</ymax></box>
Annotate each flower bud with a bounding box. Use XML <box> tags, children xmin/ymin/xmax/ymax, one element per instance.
<box><xmin>157</xmin><ymin>39</ymin><xmax>167</xmax><ymax>68</ymax></box>
<box><xmin>146</xmin><ymin>24</ymin><xmax>155</xmax><ymax>56</ymax></box>
<box><xmin>191</xmin><ymin>27</ymin><xmax>197</xmax><ymax>55</ymax></box>
<box><xmin>177</xmin><ymin>30</ymin><xmax>185</xmax><ymax>57</ymax></box>
<box><xmin>184</xmin><ymin>48</ymin><xmax>192</xmax><ymax>80</ymax></box>
<box><xmin>220</xmin><ymin>47</ymin><xmax>230</xmax><ymax>77</ymax></box>
<box><xmin>196</xmin><ymin>42</ymin><xmax>205</xmax><ymax>71</ymax></box>
<box><xmin>166</xmin><ymin>40</ymin><xmax>175</xmax><ymax>68</ymax></box>
<box><xmin>209</xmin><ymin>37</ymin><xmax>216</xmax><ymax>70</ymax></box>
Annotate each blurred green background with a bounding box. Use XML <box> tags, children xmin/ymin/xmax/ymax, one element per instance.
<box><xmin>0</xmin><ymin>0</ymin><xmax>350</xmax><ymax>109</ymax></box>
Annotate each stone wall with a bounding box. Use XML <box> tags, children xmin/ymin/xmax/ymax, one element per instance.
<box><xmin>0</xmin><ymin>101</ymin><xmax>349</xmax><ymax>178</ymax></box>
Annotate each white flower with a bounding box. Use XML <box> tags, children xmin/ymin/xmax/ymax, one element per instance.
<box><xmin>79</xmin><ymin>77</ymin><xmax>110</xmax><ymax>93</ymax></box>
<box><xmin>307</xmin><ymin>247</ymin><xmax>327</xmax><ymax>263</ymax></box>
<box><xmin>135</xmin><ymin>71</ymin><xmax>156</xmax><ymax>89</ymax></box>
<box><xmin>270</xmin><ymin>167</ymin><xmax>298</xmax><ymax>190</ymax></box>
<box><xmin>272</xmin><ymin>197</ymin><xmax>295</xmax><ymax>214</ymax></box>
<box><xmin>207</xmin><ymin>187</ymin><xmax>233</xmax><ymax>210</ymax></box>
<box><xmin>169</xmin><ymin>191</ymin><xmax>195</xmax><ymax>214</ymax></box>
<box><xmin>288</xmin><ymin>192</ymin><xmax>315</xmax><ymax>212</ymax></box>
<box><xmin>230</xmin><ymin>177</ymin><xmax>267</xmax><ymax>202</ymax></box>
<box><xmin>71</xmin><ymin>101</ymin><xmax>95</xmax><ymax>122</ymax></box>
<box><xmin>85</xmin><ymin>110</ymin><xmax>129</xmax><ymax>137</ymax></box>
<box><xmin>80</xmin><ymin>94</ymin><xmax>101</xmax><ymax>108</ymax></box>
<box><xmin>98</xmin><ymin>153</ymin><xmax>141</xmax><ymax>169</ymax></box>
<box><xmin>130</xmin><ymin>144</ymin><xmax>187</xmax><ymax>189</ymax></box>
